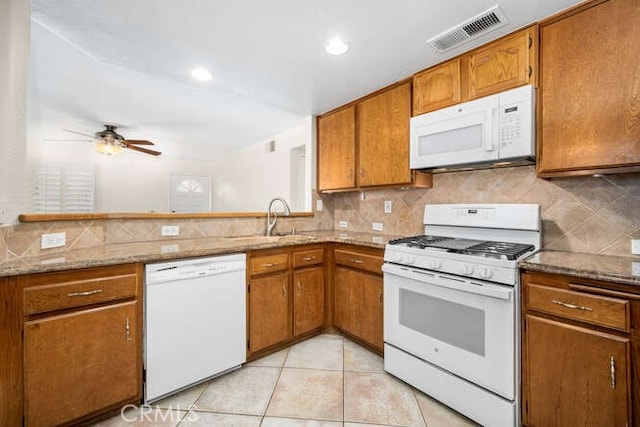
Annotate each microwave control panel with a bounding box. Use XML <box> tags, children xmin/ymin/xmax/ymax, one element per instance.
<box><xmin>499</xmin><ymin>102</ymin><xmax>523</xmax><ymax>146</ymax></box>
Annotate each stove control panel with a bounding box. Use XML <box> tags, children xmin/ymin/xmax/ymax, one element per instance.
<box><xmin>384</xmin><ymin>246</ymin><xmax>516</xmax><ymax>285</ymax></box>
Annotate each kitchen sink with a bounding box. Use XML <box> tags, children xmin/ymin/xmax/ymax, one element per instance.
<box><xmin>227</xmin><ymin>234</ymin><xmax>315</xmax><ymax>244</ymax></box>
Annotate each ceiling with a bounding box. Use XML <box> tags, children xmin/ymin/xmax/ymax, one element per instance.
<box><xmin>29</xmin><ymin>0</ymin><xmax>583</xmax><ymax>158</ymax></box>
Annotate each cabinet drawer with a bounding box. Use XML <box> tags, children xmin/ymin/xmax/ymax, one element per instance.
<box><xmin>526</xmin><ymin>284</ymin><xmax>630</xmax><ymax>331</ymax></box>
<box><xmin>24</xmin><ymin>274</ymin><xmax>138</xmax><ymax>315</ymax></box>
<box><xmin>293</xmin><ymin>249</ymin><xmax>324</xmax><ymax>269</ymax></box>
<box><xmin>334</xmin><ymin>250</ymin><xmax>382</xmax><ymax>275</ymax></box>
<box><xmin>250</xmin><ymin>253</ymin><xmax>289</xmax><ymax>276</ymax></box>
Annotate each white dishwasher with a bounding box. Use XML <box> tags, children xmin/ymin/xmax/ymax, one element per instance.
<box><xmin>144</xmin><ymin>253</ymin><xmax>246</xmax><ymax>403</ymax></box>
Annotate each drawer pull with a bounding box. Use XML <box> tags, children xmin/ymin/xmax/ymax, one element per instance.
<box><xmin>610</xmin><ymin>356</ymin><xmax>616</xmax><ymax>389</ymax></box>
<box><xmin>67</xmin><ymin>289</ymin><xmax>103</xmax><ymax>297</ymax></box>
<box><xmin>262</xmin><ymin>263</ymin><xmax>276</xmax><ymax>268</ymax></box>
<box><xmin>302</xmin><ymin>256</ymin><xmax>315</xmax><ymax>261</ymax></box>
<box><xmin>352</xmin><ymin>259</ymin><xmax>364</xmax><ymax>264</ymax></box>
<box><xmin>551</xmin><ymin>299</ymin><xmax>593</xmax><ymax>312</ymax></box>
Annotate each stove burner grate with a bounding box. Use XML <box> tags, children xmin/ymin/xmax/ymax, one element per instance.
<box><xmin>388</xmin><ymin>235</ymin><xmax>536</xmax><ymax>261</ymax></box>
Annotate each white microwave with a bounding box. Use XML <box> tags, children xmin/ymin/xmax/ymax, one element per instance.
<box><xmin>410</xmin><ymin>84</ymin><xmax>535</xmax><ymax>171</ymax></box>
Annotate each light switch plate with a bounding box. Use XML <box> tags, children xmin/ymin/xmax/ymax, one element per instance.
<box><xmin>632</xmin><ymin>239</ymin><xmax>640</xmax><ymax>255</ymax></box>
<box><xmin>372</xmin><ymin>222</ymin><xmax>384</xmax><ymax>231</ymax></box>
<box><xmin>41</xmin><ymin>232</ymin><xmax>66</xmax><ymax>249</ymax></box>
<box><xmin>384</xmin><ymin>201</ymin><xmax>392</xmax><ymax>214</ymax></box>
<box><xmin>316</xmin><ymin>199</ymin><xmax>323</xmax><ymax>211</ymax></box>
<box><xmin>161</xmin><ymin>225</ymin><xmax>180</xmax><ymax>236</ymax></box>
<box><xmin>339</xmin><ymin>221</ymin><xmax>348</xmax><ymax>228</ymax></box>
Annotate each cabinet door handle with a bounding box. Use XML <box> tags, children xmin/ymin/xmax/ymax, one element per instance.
<box><xmin>551</xmin><ymin>300</ymin><xmax>593</xmax><ymax>312</ymax></box>
<box><xmin>352</xmin><ymin>258</ymin><xmax>364</xmax><ymax>264</ymax></box>
<box><xmin>125</xmin><ymin>317</ymin><xmax>131</xmax><ymax>342</ymax></box>
<box><xmin>68</xmin><ymin>289</ymin><xmax>103</xmax><ymax>297</ymax></box>
<box><xmin>282</xmin><ymin>284</ymin><xmax>287</xmax><ymax>298</ymax></box>
<box><xmin>610</xmin><ymin>356</ymin><xmax>616</xmax><ymax>389</ymax></box>
<box><xmin>528</xmin><ymin>66</ymin><xmax>532</xmax><ymax>78</ymax></box>
<box><xmin>262</xmin><ymin>262</ymin><xmax>276</xmax><ymax>268</ymax></box>
<box><xmin>378</xmin><ymin>290</ymin><xmax>383</xmax><ymax>304</ymax></box>
<box><xmin>297</xmin><ymin>281</ymin><xmax>301</xmax><ymax>297</ymax></box>
<box><xmin>302</xmin><ymin>256</ymin><xmax>315</xmax><ymax>261</ymax></box>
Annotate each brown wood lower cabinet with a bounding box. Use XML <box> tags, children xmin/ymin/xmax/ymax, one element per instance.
<box><xmin>293</xmin><ymin>266</ymin><xmax>324</xmax><ymax>336</ymax></box>
<box><xmin>522</xmin><ymin>271</ymin><xmax>637</xmax><ymax>427</ymax></box>
<box><xmin>332</xmin><ymin>245</ymin><xmax>384</xmax><ymax>352</ymax></box>
<box><xmin>1</xmin><ymin>264</ymin><xmax>144</xmax><ymax>427</ymax></box>
<box><xmin>248</xmin><ymin>272</ymin><xmax>292</xmax><ymax>353</ymax></box>
<box><xmin>247</xmin><ymin>245</ymin><xmax>326</xmax><ymax>357</ymax></box>
<box><xmin>24</xmin><ymin>301</ymin><xmax>140</xmax><ymax>427</ymax></box>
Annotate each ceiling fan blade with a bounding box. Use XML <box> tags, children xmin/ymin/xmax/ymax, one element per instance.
<box><xmin>126</xmin><ymin>145</ymin><xmax>162</xmax><ymax>156</ymax></box>
<box><xmin>42</xmin><ymin>138</ymin><xmax>92</xmax><ymax>142</ymax></box>
<box><xmin>62</xmin><ymin>129</ymin><xmax>95</xmax><ymax>138</ymax></box>
<box><xmin>123</xmin><ymin>139</ymin><xmax>155</xmax><ymax>146</ymax></box>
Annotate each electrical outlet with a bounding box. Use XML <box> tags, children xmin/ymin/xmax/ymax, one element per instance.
<box><xmin>339</xmin><ymin>221</ymin><xmax>348</xmax><ymax>228</ymax></box>
<box><xmin>316</xmin><ymin>199</ymin><xmax>323</xmax><ymax>211</ymax></box>
<box><xmin>384</xmin><ymin>200</ymin><xmax>392</xmax><ymax>214</ymax></box>
<box><xmin>41</xmin><ymin>232</ymin><xmax>66</xmax><ymax>249</ymax></box>
<box><xmin>632</xmin><ymin>240</ymin><xmax>640</xmax><ymax>255</ymax></box>
<box><xmin>372</xmin><ymin>222</ymin><xmax>384</xmax><ymax>231</ymax></box>
<box><xmin>161</xmin><ymin>225</ymin><xmax>180</xmax><ymax>236</ymax></box>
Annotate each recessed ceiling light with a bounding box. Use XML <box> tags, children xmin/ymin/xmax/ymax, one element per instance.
<box><xmin>191</xmin><ymin>67</ymin><xmax>213</xmax><ymax>81</ymax></box>
<box><xmin>324</xmin><ymin>37</ymin><xmax>349</xmax><ymax>55</ymax></box>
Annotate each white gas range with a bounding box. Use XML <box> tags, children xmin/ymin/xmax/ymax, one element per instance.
<box><xmin>383</xmin><ymin>204</ymin><xmax>541</xmax><ymax>427</ymax></box>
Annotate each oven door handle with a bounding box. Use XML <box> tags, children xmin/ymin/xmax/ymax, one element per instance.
<box><xmin>383</xmin><ymin>263</ymin><xmax>512</xmax><ymax>301</ymax></box>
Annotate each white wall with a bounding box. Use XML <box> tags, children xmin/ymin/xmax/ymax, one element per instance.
<box><xmin>27</xmin><ymin>142</ymin><xmax>216</xmax><ymax>212</ymax></box>
<box><xmin>0</xmin><ymin>0</ymin><xmax>30</xmax><ymax>224</ymax></box>
<box><xmin>211</xmin><ymin>116</ymin><xmax>313</xmax><ymax>212</ymax></box>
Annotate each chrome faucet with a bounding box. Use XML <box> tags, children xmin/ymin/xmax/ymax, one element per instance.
<box><xmin>266</xmin><ymin>197</ymin><xmax>291</xmax><ymax>236</ymax></box>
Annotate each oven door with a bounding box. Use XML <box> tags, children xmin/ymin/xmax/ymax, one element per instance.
<box><xmin>383</xmin><ymin>262</ymin><xmax>515</xmax><ymax>399</ymax></box>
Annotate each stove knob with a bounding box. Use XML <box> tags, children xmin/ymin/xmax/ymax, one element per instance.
<box><xmin>479</xmin><ymin>267</ymin><xmax>494</xmax><ymax>279</ymax></box>
<box><xmin>404</xmin><ymin>254</ymin><xmax>415</xmax><ymax>265</ymax></box>
<box><xmin>391</xmin><ymin>252</ymin><xmax>402</xmax><ymax>263</ymax></box>
<box><xmin>462</xmin><ymin>264</ymin><xmax>475</xmax><ymax>275</ymax></box>
<box><xmin>434</xmin><ymin>259</ymin><xmax>442</xmax><ymax>270</ymax></box>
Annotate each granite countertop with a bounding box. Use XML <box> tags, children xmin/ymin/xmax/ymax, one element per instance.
<box><xmin>518</xmin><ymin>250</ymin><xmax>640</xmax><ymax>287</ymax></box>
<box><xmin>0</xmin><ymin>231</ymin><xmax>397</xmax><ymax>277</ymax></box>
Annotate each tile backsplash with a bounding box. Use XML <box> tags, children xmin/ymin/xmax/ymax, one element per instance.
<box><xmin>2</xmin><ymin>166</ymin><xmax>640</xmax><ymax>261</ymax></box>
<box><xmin>0</xmin><ymin>192</ymin><xmax>335</xmax><ymax>261</ymax></box>
<box><xmin>332</xmin><ymin>166</ymin><xmax>640</xmax><ymax>256</ymax></box>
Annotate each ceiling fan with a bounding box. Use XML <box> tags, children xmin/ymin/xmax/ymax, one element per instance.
<box><xmin>52</xmin><ymin>125</ymin><xmax>162</xmax><ymax>156</ymax></box>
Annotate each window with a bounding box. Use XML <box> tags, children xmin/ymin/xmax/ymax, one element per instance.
<box><xmin>170</xmin><ymin>173</ymin><xmax>211</xmax><ymax>213</ymax></box>
<box><xmin>31</xmin><ymin>164</ymin><xmax>95</xmax><ymax>212</ymax></box>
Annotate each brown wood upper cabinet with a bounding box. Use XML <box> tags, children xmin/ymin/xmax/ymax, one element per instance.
<box><xmin>413</xmin><ymin>59</ymin><xmax>462</xmax><ymax>115</ymax></box>
<box><xmin>317</xmin><ymin>105</ymin><xmax>356</xmax><ymax>191</ymax></box>
<box><xmin>537</xmin><ymin>0</ymin><xmax>640</xmax><ymax>177</ymax></box>
<box><xmin>413</xmin><ymin>26</ymin><xmax>537</xmax><ymax>116</ymax></box>
<box><xmin>317</xmin><ymin>82</ymin><xmax>432</xmax><ymax>192</ymax></box>
<box><xmin>521</xmin><ymin>270</ymin><xmax>638</xmax><ymax>426</ymax></box>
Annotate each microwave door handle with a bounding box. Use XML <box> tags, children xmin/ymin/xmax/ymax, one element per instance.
<box><xmin>484</xmin><ymin>108</ymin><xmax>496</xmax><ymax>152</ymax></box>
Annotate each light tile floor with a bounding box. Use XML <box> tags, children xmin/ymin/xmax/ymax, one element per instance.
<box><xmin>95</xmin><ymin>334</ymin><xmax>478</xmax><ymax>426</ymax></box>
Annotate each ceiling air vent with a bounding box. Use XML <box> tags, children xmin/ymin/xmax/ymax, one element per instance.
<box><xmin>427</xmin><ymin>6</ymin><xmax>508</xmax><ymax>52</ymax></box>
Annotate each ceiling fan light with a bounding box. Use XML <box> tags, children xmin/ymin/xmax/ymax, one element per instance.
<box><xmin>95</xmin><ymin>139</ymin><xmax>124</xmax><ymax>155</ymax></box>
